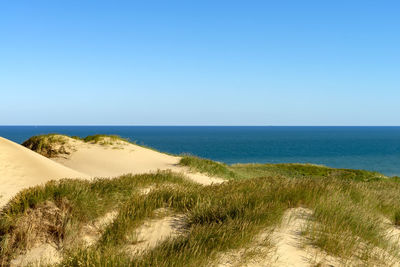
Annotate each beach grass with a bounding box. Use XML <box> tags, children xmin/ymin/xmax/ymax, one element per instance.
<box><xmin>2</xmin><ymin>161</ymin><xmax>400</xmax><ymax>265</ymax></box>
<box><xmin>22</xmin><ymin>134</ymin><xmax>70</xmax><ymax>157</ymax></box>
<box><xmin>179</xmin><ymin>155</ymin><xmax>237</xmax><ymax>178</ymax></box>
<box><xmin>22</xmin><ymin>134</ymin><xmax>168</xmax><ymax>156</ymax></box>
<box><xmin>179</xmin><ymin>155</ymin><xmax>387</xmax><ymax>181</ymax></box>
<box><xmin>82</xmin><ymin>134</ymin><xmax>128</xmax><ymax>145</ymax></box>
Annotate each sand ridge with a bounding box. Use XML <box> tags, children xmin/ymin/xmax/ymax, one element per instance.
<box><xmin>49</xmin><ymin>136</ymin><xmax>224</xmax><ymax>185</ymax></box>
<box><xmin>0</xmin><ymin>137</ymin><xmax>89</xmax><ymax>208</ymax></box>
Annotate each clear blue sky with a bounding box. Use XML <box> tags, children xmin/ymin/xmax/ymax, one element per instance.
<box><xmin>1</xmin><ymin>1</ymin><xmax>399</xmax><ymax>125</ymax></box>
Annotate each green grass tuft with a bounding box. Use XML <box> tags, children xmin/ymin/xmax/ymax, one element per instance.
<box><xmin>83</xmin><ymin>134</ymin><xmax>129</xmax><ymax>145</ymax></box>
<box><xmin>179</xmin><ymin>155</ymin><xmax>237</xmax><ymax>179</ymax></box>
<box><xmin>22</xmin><ymin>134</ymin><xmax>70</xmax><ymax>157</ymax></box>
<box><xmin>179</xmin><ymin>155</ymin><xmax>386</xmax><ymax>181</ymax></box>
<box><xmin>393</xmin><ymin>210</ymin><xmax>400</xmax><ymax>226</ymax></box>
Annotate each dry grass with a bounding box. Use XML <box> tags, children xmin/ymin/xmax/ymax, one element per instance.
<box><xmin>1</xmin><ymin>156</ymin><xmax>400</xmax><ymax>266</ymax></box>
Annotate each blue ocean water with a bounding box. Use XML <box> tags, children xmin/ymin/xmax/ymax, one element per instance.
<box><xmin>1</xmin><ymin>126</ymin><xmax>400</xmax><ymax>176</ymax></box>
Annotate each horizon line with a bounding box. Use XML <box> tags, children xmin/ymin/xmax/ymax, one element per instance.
<box><xmin>1</xmin><ymin>125</ymin><xmax>400</xmax><ymax>127</ymax></box>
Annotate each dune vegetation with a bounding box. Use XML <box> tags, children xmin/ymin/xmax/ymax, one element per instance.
<box><xmin>1</xmin><ymin>149</ymin><xmax>400</xmax><ymax>266</ymax></box>
<box><xmin>21</xmin><ymin>134</ymin><xmax>72</xmax><ymax>158</ymax></box>
<box><xmin>21</xmin><ymin>134</ymin><xmax>165</xmax><ymax>159</ymax></box>
<box><xmin>179</xmin><ymin>155</ymin><xmax>389</xmax><ymax>181</ymax></box>
<box><xmin>21</xmin><ymin>134</ymin><xmax>132</xmax><ymax>158</ymax></box>
<box><xmin>81</xmin><ymin>134</ymin><xmax>130</xmax><ymax>145</ymax></box>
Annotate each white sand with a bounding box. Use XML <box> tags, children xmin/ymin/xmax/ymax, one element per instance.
<box><xmin>0</xmin><ymin>137</ymin><xmax>88</xmax><ymax>208</ymax></box>
<box><xmin>10</xmin><ymin>243</ymin><xmax>61</xmax><ymax>267</ymax></box>
<box><xmin>270</xmin><ymin>208</ymin><xmax>340</xmax><ymax>267</ymax></box>
<box><xmin>80</xmin><ymin>211</ymin><xmax>119</xmax><ymax>247</ymax></box>
<box><xmin>126</xmin><ymin>213</ymin><xmax>186</xmax><ymax>254</ymax></box>
<box><xmin>52</xmin><ymin>138</ymin><xmax>179</xmax><ymax>177</ymax></box>
<box><xmin>218</xmin><ymin>208</ymin><xmax>341</xmax><ymax>267</ymax></box>
<box><xmin>51</xmin><ymin>137</ymin><xmax>224</xmax><ymax>185</ymax></box>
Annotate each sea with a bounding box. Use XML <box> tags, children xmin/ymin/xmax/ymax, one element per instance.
<box><xmin>1</xmin><ymin>126</ymin><xmax>400</xmax><ymax>176</ymax></box>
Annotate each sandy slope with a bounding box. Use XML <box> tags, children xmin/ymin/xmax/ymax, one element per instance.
<box><xmin>0</xmin><ymin>135</ymin><xmax>222</xmax><ymax>210</ymax></box>
<box><xmin>126</xmin><ymin>213</ymin><xmax>186</xmax><ymax>255</ymax></box>
<box><xmin>53</xmin><ymin>138</ymin><xmax>180</xmax><ymax>177</ymax></box>
<box><xmin>50</xmin><ymin>137</ymin><xmax>224</xmax><ymax>185</ymax></box>
<box><xmin>217</xmin><ymin>208</ymin><xmax>342</xmax><ymax>267</ymax></box>
<box><xmin>0</xmin><ymin>137</ymin><xmax>88</xmax><ymax>209</ymax></box>
<box><xmin>269</xmin><ymin>208</ymin><xmax>340</xmax><ymax>266</ymax></box>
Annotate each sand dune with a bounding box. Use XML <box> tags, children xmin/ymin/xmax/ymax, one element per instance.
<box><xmin>52</xmin><ymin>138</ymin><xmax>181</xmax><ymax>178</ymax></box>
<box><xmin>0</xmin><ymin>135</ymin><xmax>223</xmax><ymax>209</ymax></box>
<box><xmin>49</xmin><ymin>136</ymin><xmax>224</xmax><ymax>185</ymax></box>
<box><xmin>0</xmin><ymin>137</ymin><xmax>88</xmax><ymax>209</ymax></box>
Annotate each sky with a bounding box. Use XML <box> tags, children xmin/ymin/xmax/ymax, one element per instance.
<box><xmin>0</xmin><ymin>1</ymin><xmax>399</xmax><ymax>126</ymax></box>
